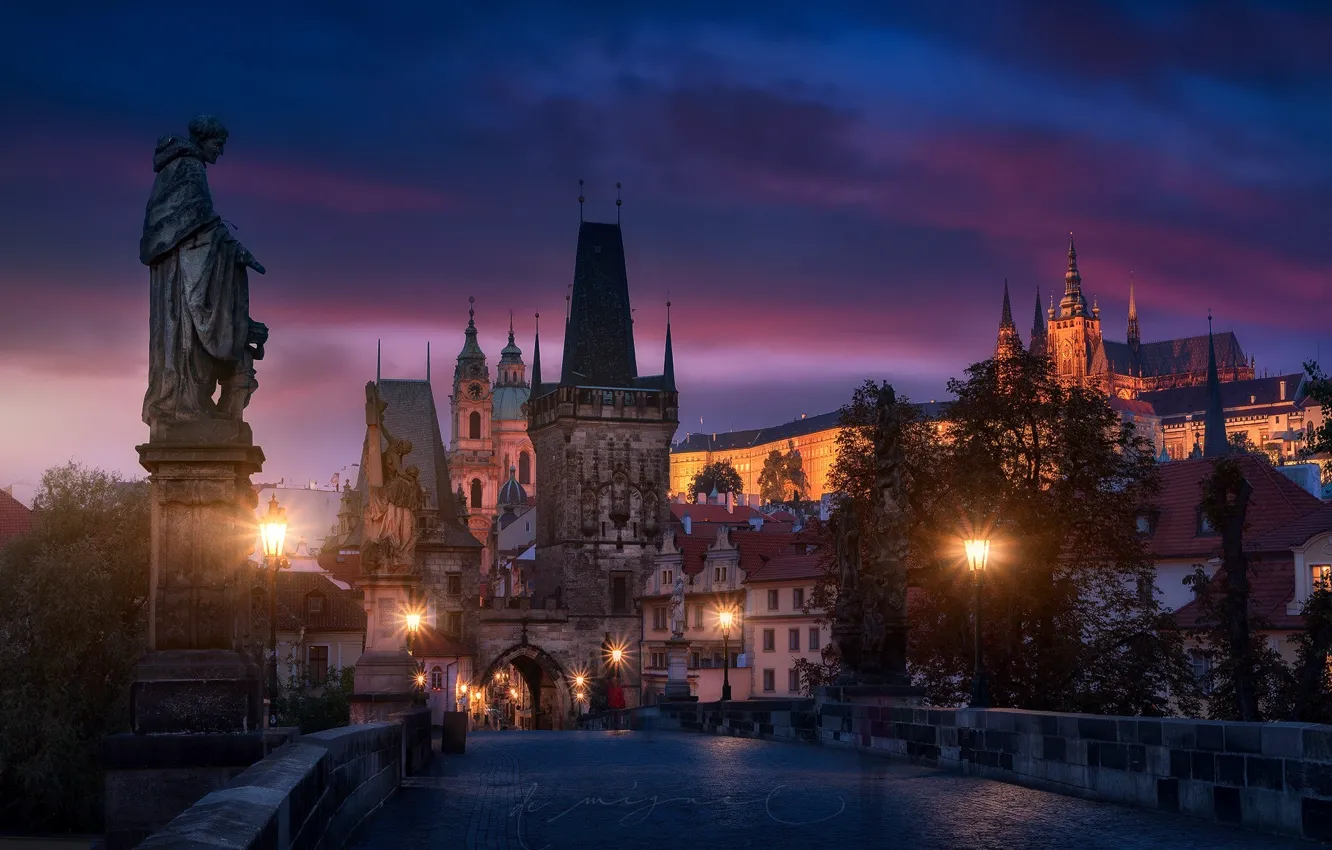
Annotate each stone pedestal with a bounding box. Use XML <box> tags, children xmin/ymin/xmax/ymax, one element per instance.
<box><xmin>350</xmin><ymin>574</ymin><xmax>419</xmax><ymax>723</ymax></box>
<box><xmin>663</xmin><ymin>636</ymin><xmax>696</xmax><ymax>702</ymax></box>
<box><xmin>105</xmin><ymin>441</ymin><xmax>268</xmax><ymax>848</ymax></box>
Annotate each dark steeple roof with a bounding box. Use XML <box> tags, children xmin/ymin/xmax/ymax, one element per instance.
<box><xmin>995</xmin><ymin>279</ymin><xmax>1022</xmax><ymax>357</ymax></box>
<box><xmin>1203</xmin><ymin>318</ymin><xmax>1229</xmax><ymax>458</ymax></box>
<box><xmin>560</xmin><ymin>221</ymin><xmax>637</xmax><ymax>387</ymax></box>
<box><xmin>499</xmin><ymin>311</ymin><xmax>523</xmax><ymax>364</ymax></box>
<box><xmin>1127</xmin><ymin>273</ymin><xmax>1141</xmax><ymax>346</ymax></box>
<box><xmin>454</xmin><ymin>298</ymin><xmax>487</xmax><ymax>384</ymax></box>
<box><xmin>1031</xmin><ymin>286</ymin><xmax>1045</xmax><ymax>336</ymax></box>
<box><xmin>663</xmin><ymin>304</ymin><xmax>676</xmax><ymax>392</ymax></box>
<box><xmin>530</xmin><ymin>312</ymin><xmax>543</xmax><ymax>396</ymax></box>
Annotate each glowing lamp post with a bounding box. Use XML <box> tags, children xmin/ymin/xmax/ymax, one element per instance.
<box><xmin>258</xmin><ymin>495</ymin><xmax>289</xmax><ymax>726</ymax></box>
<box><xmin>963</xmin><ymin>537</ymin><xmax>991</xmax><ymax>708</ymax></box>
<box><xmin>718</xmin><ymin>609</ymin><xmax>735</xmax><ymax>701</ymax></box>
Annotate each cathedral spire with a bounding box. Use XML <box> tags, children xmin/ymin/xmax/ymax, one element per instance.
<box><xmin>1060</xmin><ymin>232</ymin><xmax>1087</xmax><ymax>317</ymax></box>
<box><xmin>995</xmin><ymin>279</ymin><xmax>1022</xmax><ymax>358</ymax></box>
<box><xmin>1203</xmin><ymin>313</ymin><xmax>1229</xmax><ymax>458</ymax></box>
<box><xmin>1030</xmin><ymin>285</ymin><xmax>1047</xmax><ymax>355</ymax></box>
<box><xmin>663</xmin><ymin>301</ymin><xmax>676</xmax><ymax>392</ymax></box>
<box><xmin>1127</xmin><ymin>272</ymin><xmax>1140</xmax><ymax>346</ymax></box>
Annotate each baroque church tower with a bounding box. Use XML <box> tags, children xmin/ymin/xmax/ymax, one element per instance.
<box><xmin>446</xmin><ymin>301</ymin><xmax>534</xmax><ymax>573</ymax></box>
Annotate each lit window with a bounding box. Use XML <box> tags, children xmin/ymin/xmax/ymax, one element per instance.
<box><xmin>1313</xmin><ymin>565</ymin><xmax>1332</xmax><ymax>590</ymax></box>
<box><xmin>430</xmin><ymin>666</ymin><xmax>443</xmax><ymax>690</ymax></box>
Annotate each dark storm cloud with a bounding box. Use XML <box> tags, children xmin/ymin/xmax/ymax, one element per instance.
<box><xmin>0</xmin><ymin>0</ymin><xmax>1329</xmax><ymax>481</ymax></box>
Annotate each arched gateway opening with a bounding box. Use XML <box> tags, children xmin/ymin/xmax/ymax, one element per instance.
<box><xmin>479</xmin><ymin>644</ymin><xmax>575</xmax><ymax>730</ymax></box>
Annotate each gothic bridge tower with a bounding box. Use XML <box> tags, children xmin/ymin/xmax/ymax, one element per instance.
<box><xmin>476</xmin><ymin>212</ymin><xmax>679</xmax><ymax>723</ymax></box>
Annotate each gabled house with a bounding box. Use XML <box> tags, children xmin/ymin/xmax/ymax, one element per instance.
<box><xmin>1142</xmin><ymin>455</ymin><xmax>1330</xmax><ymax>665</ymax></box>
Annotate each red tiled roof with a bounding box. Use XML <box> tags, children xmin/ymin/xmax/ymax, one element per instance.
<box><xmin>671</xmin><ymin>530</ymin><xmax>812</xmax><ymax>577</ymax></box>
<box><xmin>0</xmin><ymin>490</ymin><xmax>33</xmax><ymax>544</ymax></box>
<box><xmin>413</xmin><ymin>625</ymin><xmax>474</xmax><ymax>658</ymax></box>
<box><xmin>671</xmin><ymin>502</ymin><xmax>764</xmax><ymax>523</ymax></box>
<box><xmin>1147</xmin><ymin>456</ymin><xmax>1323</xmax><ymax>559</ymax></box>
<box><xmin>1172</xmin><ymin>558</ymin><xmax>1303</xmax><ymax>631</ymax></box>
<box><xmin>743</xmin><ymin>552</ymin><xmax>826</xmax><ymax>584</ymax></box>
<box><xmin>316</xmin><ymin>546</ymin><xmax>362</xmax><ymax>586</ymax></box>
<box><xmin>1249</xmin><ymin>502</ymin><xmax>1332</xmax><ymax>551</ymax></box>
<box><xmin>265</xmin><ymin>571</ymin><xmax>366</xmax><ymax>632</ymax></box>
<box><xmin>1108</xmin><ymin>397</ymin><xmax>1155</xmax><ymax>416</ymax></box>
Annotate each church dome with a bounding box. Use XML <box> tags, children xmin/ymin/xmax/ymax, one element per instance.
<box><xmin>497</xmin><ymin>466</ymin><xmax>527</xmax><ymax>508</ymax></box>
<box><xmin>492</xmin><ymin>384</ymin><xmax>530</xmax><ymax>422</ymax></box>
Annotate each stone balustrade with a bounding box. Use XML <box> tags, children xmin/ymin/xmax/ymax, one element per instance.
<box><xmin>137</xmin><ymin>707</ymin><xmax>433</xmax><ymax>849</ymax></box>
<box><xmin>646</xmin><ymin>700</ymin><xmax>1332</xmax><ymax>842</ymax></box>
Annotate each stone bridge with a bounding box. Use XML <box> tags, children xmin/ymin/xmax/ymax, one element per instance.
<box><xmin>135</xmin><ymin>701</ymin><xmax>1332</xmax><ymax>848</ymax></box>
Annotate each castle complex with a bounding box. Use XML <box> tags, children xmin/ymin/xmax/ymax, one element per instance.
<box><xmin>672</xmin><ymin>237</ymin><xmax>1323</xmax><ymax>498</ymax></box>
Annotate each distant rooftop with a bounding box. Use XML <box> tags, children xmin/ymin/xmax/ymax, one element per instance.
<box><xmin>672</xmin><ymin>401</ymin><xmax>948</xmax><ymax>454</ymax></box>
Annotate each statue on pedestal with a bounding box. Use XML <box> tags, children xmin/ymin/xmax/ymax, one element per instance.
<box><xmin>831</xmin><ymin>382</ymin><xmax>913</xmax><ymax>688</ymax></box>
<box><xmin>140</xmin><ymin>115</ymin><xmax>268</xmax><ymax>444</ymax></box>
<box><xmin>361</xmin><ymin>382</ymin><xmax>424</xmax><ymax>574</ymax></box>
<box><xmin>668</xmin><ymin>575</ymin><xmax>686</xmax><ymax>638</ymax></box>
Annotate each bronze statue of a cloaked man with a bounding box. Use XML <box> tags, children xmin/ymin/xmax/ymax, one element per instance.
<box><xmin>140</xmin><ymin>115</ymin><xmax>267</xmax><ymax>443</ymax></box>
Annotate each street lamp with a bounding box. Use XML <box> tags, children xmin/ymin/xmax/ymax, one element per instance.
<box><xmin>718</xmin><ymin>608</ymin><xmax>735</xmax><ymax>701</ymax></box>
<box><xmin>258</xmin><ymin>494</ymin><xmax>289</xmax><ymax>727</ymax></box>
<box><xmin>963</xmin><ymin>537</ymin><xmax>991</xmax><ymax>708</ymax></box>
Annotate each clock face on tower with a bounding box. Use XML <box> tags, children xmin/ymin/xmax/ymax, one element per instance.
<box><xmin>468</xmin><ymin>383</ymin><xmax>482</xmax><ymax>399</ymax></box>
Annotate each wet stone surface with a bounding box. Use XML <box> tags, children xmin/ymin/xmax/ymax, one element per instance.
<box><xmin>347</xmin><ymin>730</ymin><xmax>1307</xmax><ymax>850</ymax></box>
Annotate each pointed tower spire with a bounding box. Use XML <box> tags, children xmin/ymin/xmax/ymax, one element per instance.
<box><xmin>1127</xmin><ymin>271</ymin><xmax>1140</xmax><ymax>346</ymax></box>
<box><xmin>1060</xmin><ymin>232</ymin><xmax>1087</xmax><ymax>317</ymax></box>
<box><xmin>663</xmin><ymin>300</ymin><xmax>676</xmax><ymax>392</ymax></box>
<box><xmin>530</xmin><ymin>312</ymin><xmax>542</xmax><ymax>393</ymax></box>
<box><xmin>995</xmin><ymin>279</ymin><xmax>1023</xmax><ymax>358</ymax></box>
<box><xmin>1203</xmin><ymin>312</ymin><xmax>1229</xmax><ymax>458</ymax></box>
<box><xmin>1030</xmin><ymin>285</ymin><xmax>1047</xmax><ymax>356</ymax></box>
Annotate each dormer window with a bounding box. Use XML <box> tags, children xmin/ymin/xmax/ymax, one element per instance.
<box><xmin>1197</xmin><ymin>510</ymin><xmax>1216</xmax><ymax>535</ymax></box>
<box><xmin>713</xmin><ymin>565</ymin><xmax>726</xmax><ymax>583</ymax></box>
<box><xmin>306</xmin><ymin>593</ymin><xmax>325</xmax><ymax>616</ymax></box>
<box><xmin>661</xmin><ymin>569</ymin><xmax>674</xmax><ymax>588</ymax></box>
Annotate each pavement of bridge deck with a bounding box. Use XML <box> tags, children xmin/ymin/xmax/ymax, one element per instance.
<box><xmin>347</xmin><ymin>729</ymin><xmax>1311</xmax><ymax>850</ymax></box>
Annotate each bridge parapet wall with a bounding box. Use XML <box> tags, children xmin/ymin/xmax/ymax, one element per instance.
<box><xmin>643</xmin><ymin>701</ymin><xmax>1332</xmax><ymax>842</ymax></box>
<box><xmin>138</xmin><ymin>708</ymin><xmax>433</xmax><ymax>849</ymax></box>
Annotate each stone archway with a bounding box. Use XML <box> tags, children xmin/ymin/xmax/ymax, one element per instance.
<box><xmin>480</xmin><ymin>644</ymin><xmax>574</xmax><ymax>730</ymax></box>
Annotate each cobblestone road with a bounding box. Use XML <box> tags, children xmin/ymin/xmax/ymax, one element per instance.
<box><xmin>347</xmin><ymin>730</ymin><xmax>1308</xmax><ymax>850</ymax></box>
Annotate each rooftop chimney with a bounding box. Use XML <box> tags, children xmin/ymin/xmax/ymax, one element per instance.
<box><xmin>726</xmin><ymin>491</ymin><xmax>734</xmax><ymax>514</ymax></box>
<box><xmin>1280</xmin><ymin>380</ymin><xmax>1287</xmax><ymax>401</ymax></box>
<box><xmin>682</xmin><ymin>513</ymin><xmax>692</xmax><ymax>535</ymax></box>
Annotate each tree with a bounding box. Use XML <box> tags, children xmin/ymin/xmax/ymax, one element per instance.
<box><xmin>1285</xmin><ymin>586</ymin><xmax>1332</xmax><ymax>723</ymax></box>
<box><xmin>757</xmin><ymin>440</ymin><xmax>811</xmax><ymax>504</ymax></box>
<box><xmin>0</xmin><ymin>464</ymin><xmax>150</xmax><ymax>831</ymax></box>
<box><xmin>1301</xmin><ymin>360</ymin><xmax>1332</xmax><ymax>456</ymax></box>
<box><xmin>687</xmin><ymin>461</ymin><xmax>743</xmax><ymax>503</ymax></box>
<box><xmin>811</xmin><ymin>350</ymin><xmax>1198</xmax><ymax>715</ymax></box>
<box><xmin>272</xmin><ymin>656</ymin><xmax>355</xmax><ymax>733</ymax></box>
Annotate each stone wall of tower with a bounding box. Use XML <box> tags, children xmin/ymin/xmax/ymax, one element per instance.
<box><xmin>524</xmin><ymin>389</ymin><xmax>677</xmax><ymax>700</ymax></box>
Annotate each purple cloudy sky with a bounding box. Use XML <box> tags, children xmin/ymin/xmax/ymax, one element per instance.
<box><xmin>1</xmin><ymin>1</ymin><xmax>1330</xmax><ymax>495</ymax></box>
